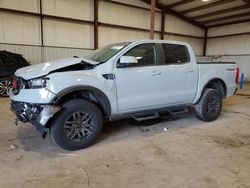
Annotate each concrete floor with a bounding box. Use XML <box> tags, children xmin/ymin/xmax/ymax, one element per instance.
<box><xmin>0</xmin><ymin>85</ymin><xmax>250</xmax><ymax>188</ymax></box>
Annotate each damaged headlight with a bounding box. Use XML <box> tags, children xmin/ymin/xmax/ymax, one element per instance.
<box><xmin>28</xmin><ymin>77</ymin><xmax>47</xmax><ymax>88</ymax></box>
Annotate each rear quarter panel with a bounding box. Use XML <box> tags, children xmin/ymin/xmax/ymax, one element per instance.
<box><xmin>193</xmin><ymin>63</ymin><xmax>237</xmax><ymax>104</ymax></box>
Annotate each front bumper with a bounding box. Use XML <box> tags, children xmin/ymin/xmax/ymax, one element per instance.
<box><xmin>10</xmin><ymin>100</ymin><xmax>61</xmax><ymax>127</ymax></box>
<box><xmin>9</xmin><ymin>88</ymin><xmax>56</xmax><ymax>104</ymax></box>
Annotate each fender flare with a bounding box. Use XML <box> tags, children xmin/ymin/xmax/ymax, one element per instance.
<box><xmin>196</xmin><ymin>78</ymin><xmax>227</xmax><ymax>104</ymax></box>
<box><xmin>50</xmin><ymin>85</ymin><xmax>112</xmax><ymax>116</ymax></box>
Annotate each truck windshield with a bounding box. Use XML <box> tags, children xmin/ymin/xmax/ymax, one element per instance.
<box><xmin>86</xmin><ymin>42</ymin><xmax>130</xmax><ymax>64</ymax></box>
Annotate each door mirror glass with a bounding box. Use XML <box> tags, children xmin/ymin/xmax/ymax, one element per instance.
<box><xmin>120</xmin><ymin>56</ymin><xmax>138</xmax><ymax>64</ymax></box>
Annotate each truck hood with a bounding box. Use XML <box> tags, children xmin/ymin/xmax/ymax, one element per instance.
<box><xmin>15</xmin><ymin>57</ymin><xmax>98</xmax><ymax>80</ymax></box>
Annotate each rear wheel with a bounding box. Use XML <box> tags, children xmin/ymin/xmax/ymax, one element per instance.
<box><xmin>0</xmin><ymin>78</ymin><xmax>13</xmax><ymax>97</ymax></box>
<box><xmin>194</xmin><ymin>89</ymin><xmax>222</xmax><ymax>122</ymax></box>
<box><xmin>51</xmin><ymin>99</ymin><xmax>103</xmax><ymax>150</ymax></box>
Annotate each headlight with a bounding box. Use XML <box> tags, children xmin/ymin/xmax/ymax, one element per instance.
<box><xmin>28</xmin><ymin>77</ymin><xmax>47</xmax><ymax>88</ymax></box>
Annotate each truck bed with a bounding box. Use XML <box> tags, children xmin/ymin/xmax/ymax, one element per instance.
<box><xmin>197</xmin><ymin>62</ymin><xmax>235</xmax><ymax>64</ymax></box>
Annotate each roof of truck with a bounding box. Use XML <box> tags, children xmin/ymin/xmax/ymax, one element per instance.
<box><xmin>128</xmin><ymin>39</ymin><xmax>190</xmax><ymax>46</ymax></box>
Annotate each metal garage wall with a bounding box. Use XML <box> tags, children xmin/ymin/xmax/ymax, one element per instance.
<box><xmin>99</xmin><ymin>26</ymin><xmax>160</xmax><ymax>47</ymax></box>
<box><xmin>0</xmin><ymin>0</ymin><xmax>93</xmax><ymax>63</ymax></box>
<box><xmin>208</xmin><ymin>23</ymin><xmax>250</xmax><ymax>37</ymax></box>
<box><xmin>207</xmin><ymin>23</ymin><xmax>250</xmax><ymax>55</ymax></box>
<box><xmin>207</xmin><ymin>35</ymin><xmax>250</xmax><ymax>55</ymax></box>
<box><xmin>98</xmin><ymin>0</ymin><xmax>161</xmax><ymax>47</ymax></box>
<box><xmin>98</xmin><ymin>0</ymin><xmax>204</xmax><ymax>53</ymax></box>
<box><xmin>0</xmin><ymin>12</ymin><xmax>41</xmax><ymax>45</ymax></box>
<box><xmin>204</xmin><ymin>22</ymin><xmax>250</xmax><ymax>82</ymax></box>
<box><xmin>99</xmin><ymin>1</ymin><xmax>161</xmax><ymax>31</ymax></box>
<box><xmin>165</xmin><ymin>14</ymin><xmax>204</xmax><ymax>37</ymax></box>
<box><xmin>42</xmin><ymin>0</ymin><xmax>94</xmax><ymax>49</ymax></box>
<box><xmin>0</xmin><ymin>0</ymin><xmax>205</xmax><ymax>63</ymax></box>
<box><xmin>0</xmin><ymin>0</ymin><xmax>39</xmax><ymax>13</ymax></box>
<box><xmin>42</xmin><ymin>0</ymin><xmax>93</xmax><ymax>21</ymax></box>
<box><xmin>43</xmin><ymin>19</ymin><xmax>94</xmax><ymax>49</ymax></box>
<box><xmin>0</xmin><ymin>44</ymin><xmax>91</xmax><ymax>64</ymax></box>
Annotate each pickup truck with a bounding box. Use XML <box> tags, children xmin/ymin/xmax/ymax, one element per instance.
<box><xmin>9</xmin><ymin>40</ymin><xmax>238</xmax><ymax>150</ymax></box>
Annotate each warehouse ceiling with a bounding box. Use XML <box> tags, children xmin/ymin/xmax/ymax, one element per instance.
<box><xmin>143</xmin><ymin>0</ymin><xmax>250</xmax><ymax>28</ymax></box>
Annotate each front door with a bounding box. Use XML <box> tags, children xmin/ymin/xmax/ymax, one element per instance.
<box><xmin>115</xmin><ymin>43</ymin><xmax>163</xmax><ymax>112</ymax></box>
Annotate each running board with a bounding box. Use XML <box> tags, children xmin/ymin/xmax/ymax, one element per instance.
<box><xmin>132</xmin><ymin>112</ymin><xmax>159</xmax><ymax>121</ymax></box>
<box><xmin>166</xmin><ymin>106</ymin><xmax>189</xmax><ymax>115</ymax></box>
<box><xmin>131</xmin><ymin>106</ymin><xmax>189</xmax><ymax>122</ymax></box>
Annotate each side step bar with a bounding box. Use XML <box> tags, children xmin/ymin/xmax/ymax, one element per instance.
<box><xmin>132</xmin><ymin>112</ymin><xmax>159</xmax><ymax>121</ymax></box>
<box><xmin>132</xmin><ymin>106</ymin><xmax>189</xmax><ymax>122</ymax></box>
<box><xmin>109</xmin><ymin>105</ymin><xmax>190</xmax><ymax>122</ymax></box>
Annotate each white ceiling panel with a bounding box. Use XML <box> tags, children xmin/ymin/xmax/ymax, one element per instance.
<box><xmin>145</xmin><ymin>0</ymin><xmax>250</xmax><ymax>28</ymax></box>
<box><xmin>185</xmin><ymin>1</ymin><xmax>246</xmax><ymax>17</ymax></box>
<box><xmin>206</xmin><ymin>15</ymin><xmax>250</xmax><ymax>26</ymax></box>
<box><xmin>173</xmin><ymin>0</ymin><xmax>221</xmax><ymax>12</ymax></box>
<box><xmin>158</xmin><ymin>0</ymin><xmax>182</xmax><ymax>6</ymax></box>
<box><xmin>198</xmin><ymin>8</ymin><xmax>250</xmax><ymax>22</ymax></box>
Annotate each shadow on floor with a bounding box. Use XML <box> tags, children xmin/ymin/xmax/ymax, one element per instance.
<box><xmin>14</xmin><ymin>111</ymin><xmax>201</xmax><ymax>157</ymax></box>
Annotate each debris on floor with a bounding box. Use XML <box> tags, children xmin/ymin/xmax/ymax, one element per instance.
<box><xmin>14</xmin><ymin>155</ymin><xmax>23</xmax><ymax>161</ymax></box>
<box><xmin>80</xmin><ymin>167</ymin><xmax>89</xmax><ymax>186</ymax></box>
<box><xmin>9</xmin><ymin>144</ymin><xmax>17</xmax><ymax>151</ymax></box>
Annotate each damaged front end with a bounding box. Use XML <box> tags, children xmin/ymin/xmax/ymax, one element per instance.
<box><xmin>10</xmin><ymin>101</ymin><xmax>61</xmax><ymax>138</ymax></box>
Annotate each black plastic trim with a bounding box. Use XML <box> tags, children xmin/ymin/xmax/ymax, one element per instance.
<box><xmin>51</xmin><ymin>86</ymin><xmax>112</xmax><ymax>116</ymax></box>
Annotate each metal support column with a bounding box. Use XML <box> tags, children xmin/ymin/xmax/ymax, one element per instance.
<box><xmin>150</xmin><ymin>0</ymin><xmax>156</xmax><ymax>39</ymax></box>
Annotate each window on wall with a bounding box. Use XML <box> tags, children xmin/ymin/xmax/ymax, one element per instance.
<box><xmin>162</xmin><ymin>44</ymin><xmax>189</xmax><ymax>65</ymax></box>
<box><xmin>118</xmin><ymin>43</ymin><xmax>156</xmax><ymax>68</ymax></box>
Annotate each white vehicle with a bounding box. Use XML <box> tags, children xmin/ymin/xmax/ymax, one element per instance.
<box><xmin>10</xmin><ymin>40</ymin><xmax>238</xmax><ymax>150</ymax></box>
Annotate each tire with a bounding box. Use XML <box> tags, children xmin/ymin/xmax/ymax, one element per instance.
<box><xmin>51</xmin><ymin>99</ymin><xmax>103</xmax><ymax>150</ymax></box>
<box><xmin>194</xmin><ymin>89</ymin><xmax>222</xmax><ymax>122</ymax></box>
<box><xmin>0</xmin><ymin>78</ymin><xmax>13</xmax><ymax>97</ymax></box>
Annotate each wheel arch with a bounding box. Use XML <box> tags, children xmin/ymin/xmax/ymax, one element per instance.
<box><xmin>196</xmin><ymin>78</ymin><xmax>227</xmax><ymax>104</ymax></box>
<box><xmin>50</xmin><ymin>86</ymin><xmax>112</xmax><ymax>117</ymax></box>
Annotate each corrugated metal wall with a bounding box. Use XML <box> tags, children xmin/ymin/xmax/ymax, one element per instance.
<box><xmin>205</xmin><ymin>22</ymin><xmax>250</xmax><ymax>82</ymax></box>
<box><xmin>0</xmin><ymin>0</ymin><xmax>205</xmax><ymax>64</ymax></box>
<box><xmin>207</xmin><ymin>23</ymin><xmax>250</xmax><ymax>55</ymax></box>
<box><xmin>0</xmin><ymin>43</ymin><xmax>91</xmax><ymax>64</ymax></box>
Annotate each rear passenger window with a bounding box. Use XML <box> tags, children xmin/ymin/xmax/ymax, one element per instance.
<box><xmin>162</xmin><ymin>44</ymin><xmax>189</xmax><ymax>65</ymax></box>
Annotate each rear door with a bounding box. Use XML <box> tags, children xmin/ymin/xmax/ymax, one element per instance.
<box><xmin>157</xmin><ymin>43</ymin><xmax>198</xmax><ymax>105</ymax></box>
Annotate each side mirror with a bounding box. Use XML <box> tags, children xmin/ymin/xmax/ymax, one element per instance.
<box><xmin>120</xmin><ymin>56</ymin><xmax>138</xmax><ymax>64</ymax></box>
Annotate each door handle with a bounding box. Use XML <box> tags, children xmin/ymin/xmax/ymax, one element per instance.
<box><xmin>185</xmin><ymin>69</ymin><xmax>194</xmax><ymax>73</ymax></box>
<box><xmin>152</xmin><ymin>71</ymin><xmax>162</xmax><ymax>76</ymax></box>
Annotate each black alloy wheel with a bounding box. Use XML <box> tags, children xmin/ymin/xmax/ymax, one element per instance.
<box><xmin>51</xmin><ymin>99</ymin><xmax>103</xmax><ymax>150</ymax></box>
<box><xmin>194</xmin><ymin>89</ymin><xmax>222</xmax><ymax>122</ymax></box>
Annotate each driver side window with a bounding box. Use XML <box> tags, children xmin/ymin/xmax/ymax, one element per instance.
<box><xmin>117</xmin><ymin>43</ymin><xmax>156</xmax><ymax>68</ymax></box>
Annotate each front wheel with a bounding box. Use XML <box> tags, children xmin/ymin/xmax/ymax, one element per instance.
<box><xmin>51</xmin><ymin>99</ymin><xmax>103</xmax><ymax>150</ymax></box>
<box><xmin>194</xmin><ymin>89</ymin><xmax>222</xmax><ymax>122</ymax></box>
